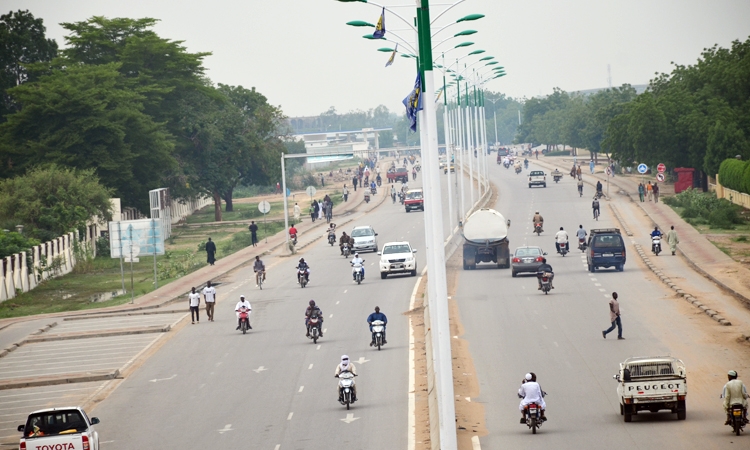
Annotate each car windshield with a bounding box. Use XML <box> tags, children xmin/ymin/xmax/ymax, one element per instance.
<box><xmin>530</xmin><ymin>171</ymin><xmax>544</xmax><ymax>176</ymax></box>
<box><xmin>396</xmin><ymin>168</ymin><xmax>408</xmax><ymax>173</ymax></box>
<box><xmin>406</xmin><ymin>191</ymin><xmax>422</xmax><ymax>200</ymax></box>
<box><xmin>383</xmin><ymin>245</ymin><xmax>411</xmax><ymax>254</ymax></box>
<box><xmin>352</xmin><ymin>228</ymin><xmax>374</xmax><ymax>237</ymax></box>
<box><xmin>593</xmin><ymin>235</ymin><xmax>623</xmax><ymax>248</ymax></box>
<box><xmin>25</xmin><ymin>411</ymin><xmax>87</xmax><ymax>438</ymax></box>
<box><xmin>515</xmin><ymin>248</ymin><xmax>542</xmax><ymax>257</ymax></box>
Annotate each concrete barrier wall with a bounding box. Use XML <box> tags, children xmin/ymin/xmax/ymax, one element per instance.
<box><xmin>715</xmin><ymin>175</ymin><xmax>750</xmax><ymax>209</ymax></box>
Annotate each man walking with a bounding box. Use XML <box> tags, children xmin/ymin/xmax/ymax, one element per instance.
<box><xmin>293</xmin><ymin>202</ymin><xmax>301</xmax><ymax>223</ymax></box>
<box><xmin>602</xmin><ymin>292</ymin><xmax>623</xmax><ymax>340</ymax></box>
<box><xmin>653</xmin><ymin>182</ymin><xmax>660</xmax><ymax>203</ymax></box>
<box><xmin>646</xmin><ymin>181</ymin><xmax>653</xmax><ymax>201</ymax></box>
<box><xmin>249</xmin><ymin>221</ymin><xmax>259</xmax><ymax>247</ymax></box>
<box><xmin>352</xmin><ymin>174</ymin><xmax>358</xmax><ymax>192</ymax></box>
<box><xmin>638</xmin><ymin>183</ymin><xmax>645</xmax><ymax>202</ymax></box>
<box><xmin>188</xmin><ymin>287</ymin><xmax>200</xmax><ymax>324</ymax></box>
<box><xmin>205</xmin><ymin>237</ymin><xmax>216</xmax><ymax>265</ymax></box>
<box><xmin>203</xmin><ymin>281</ymin><xmax>216</xmax><ymax>322</ymax></box>
<box><xmin>666</xmin><ymin>225</ymin><xmax>680</xmax><ymax>255</ymax></box>
<box><xmin>343</xmin><ymin>185</ymin><xmax>349</xmax><ymax>202</ymax></box>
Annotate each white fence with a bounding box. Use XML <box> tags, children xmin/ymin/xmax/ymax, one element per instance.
<box><xmin>715</xmin><ymin>175</ymin><xmax>750</xmax><ymax>209</ymax></box>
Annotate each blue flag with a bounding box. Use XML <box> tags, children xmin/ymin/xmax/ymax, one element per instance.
<box><xmin>402</xmin><ymin>73</ymin><xmax>423</xmax><ymax>133</ymax></box>
<box><xmin>385</xmin><ymin>44</ymin><xmax>398</xmax><ymax>67</ymax></box>
<box><xmin>373</xmin><ymin>8</ymin><xmax>386</xmax><ymax>39</ymax></box>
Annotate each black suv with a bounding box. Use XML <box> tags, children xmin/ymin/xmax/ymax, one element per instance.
<box><xmin>586</xmin><ymin>228</ymin><xmax>626</xmax><ymax>272</ymax></box>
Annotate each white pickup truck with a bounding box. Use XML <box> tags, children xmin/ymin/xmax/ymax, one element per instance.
<box><xmin>528</xmin><ymin>170</ymin><xmax>546</xmax><ymax>188</ymax></box>
<box><xmin>613</xmin><ymin>356</ymin><xmax>687</xmax><ymax>422</ymax></box>
<box><xmin>18</xmin><ymin>406</ymin><xmax>100</xmax><ymax>450</ymax></box>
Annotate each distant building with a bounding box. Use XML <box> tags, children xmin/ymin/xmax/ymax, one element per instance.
<box><xmin>292</xmin><ymin>128</ymin><xmax>392</xmax><ymax>169</ymax></box>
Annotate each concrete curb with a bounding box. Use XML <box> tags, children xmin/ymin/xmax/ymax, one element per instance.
<box><xmin>609</xmin><ymin>204</ymin><xmax>633</xmax><ymax>237</ymax></box>
<box><xmin>633</xmin><ymin>243</ymin><xmax>731</xmax><ymax>326</ymax></box>
<box><xmin>0</xmin><ymin>322</ymin><xmax>56</xmax><ymax>359</ymax></box>
<box><xmin>25</xmin><ymin>325</ymin><xmax>172</xmax><ymax>343</ymax></box>
<box><xmin>63</xmin><ymin>310</ymin><xmax>186</xmax><ymax>321</ymax></box>
<box><xmin>0</xmin><ymin>369</ymin><xmax>120</xmax><ymax>391</ymax></box>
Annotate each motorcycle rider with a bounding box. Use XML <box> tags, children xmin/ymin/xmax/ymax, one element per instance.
<box><xmin>592</xmin><ymin>196</ymin><xmax>600</xmax><ymax>219</ymax></box>
<box><xmin>234</xmin><ymin>295</ymin><xmax>252</xmax><ymax>330</ymax></box>
<box><xmin>289</xmin><ymin>223</ymin><xmax>298</xmax><ymax>243</ymax></box>
<box><xmin>555</xmin><ymin>227</ymin><xmax>569</xmax><ymax>254</ymax></box>
<box><xmin>552</xmin><ymin>168</ymin><xmax>562</xmax><ymax>179</ymax></box>
<box><xmin>390</xmin><ymin>185</ymin><xmax>397</xmax><ymax>203</ymax></box>
<box><xmin>326</xmin><ymin>223</ymin><xmax>337</xmax><ymax>244</ymax></box>
<box><xmin>339</xmin><ymin>231</ymin><xmax>351</xmax><ymax>255</ymax></box>
<box><xmin>524</xmin><ymin>158</ymin><xmax>529</xmax><ymax>168</ymax></box>
<box><xmin>596</xmin><ymin>180</ymin><xmax>603</xmax><ymax>197</ymax></box>
<box><xmin>532</xmin><ymin>211</ymin><xmax>544</xmax><ymax>232</ymax></box>
<box><xmin>536</xmin><ymin>258</ymin><xmax>554</xmax><ymax>290</ymax></box>
<box><xmin>253</xmin><ymin>255</ymin><xmax>266</xmax><ymax>286</ymax></box>
<box><xmin>334</xmin><ymin>355</ymin><xmax>358</xmax><ymax>403</ymax></box>
<box><xmin>650</xmin><ymin>227</ymin><xmax>663</xmax><ymax>254</ymax></box>
<box><xmin>576</xmin><ymin>225</ymin><xmax>587</xmax><ymax>249</ymax></box>
<box><xmin>370</xmin><ymin>180</ymin><xmax>377</xmax><ymax>194</ymax></box>
<box><xmin>367</xmin><ymin>306</ymin><xmax>388</xmax><ymax>346</ymax></box>
<box><xmin>305</xmin><ymin>299</ymin><xmax>323</xmax><ymax>337</ymax></box>
<box><xmin>351</xmin><ymin>252</ymin><xmax>365</xmax><ymax>281</ymax></box>
<box><xmin>296</xmin><ymin>257</ymin><xmax>310</xmax><ymax>284</ymax></box>
<box><xmin>722</xmin><ymin>370</ymin><xmax>749</xmax><ymax>425</ymax></box>
<box><xmin>577</xmin><ymin>177</ymin><xmax>584</xmax><ymax>196</ymax></box>
<box><xmin>518</xmin><ymin>372</ymin><xmax>547</xmax><ymax>423</ymax></box>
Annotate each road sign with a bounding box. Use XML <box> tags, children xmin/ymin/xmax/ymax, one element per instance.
<box><xmin>605</xmin><ymin>167</ymin><xmax>612</xmax><ymax>176</ymax></box>
<box><xmin>305</xmin><ymin>186</ymin><xmax>317</xmax><ymax>197</ymax></box>
<box><xmin>637</xmin><ymin>163</ymin><xmax>648</xmax><ymax>174</ymax></box>
<box><xmin>258</xmin><ymin>200</ymin><xmax>271</xmax><ymax>214</ymax></box>
<box><xmin>656</xmin><ymin>173</ymin><xmax>665</xmax><ymax>182</ymax></box>
<box><xmin>657</xmin><ymin>163</ymin><xmax>666</xmax><ymax>173</ymax></box>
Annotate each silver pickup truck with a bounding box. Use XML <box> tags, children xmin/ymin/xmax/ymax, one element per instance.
<box><xmin>614</xmin><ymin>356</ymin><xmax>687</xmax><ymax>422</ymax></box>
<box><xmin>18</xmin><ymin>406</ymin><xmax>100</xmax><ymax>450</ymax></box>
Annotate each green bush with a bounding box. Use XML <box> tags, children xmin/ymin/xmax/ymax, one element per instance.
<box><xmin>708</xmin><ymin>204</ymin><xmax>741</xmax><ymax>229</ymax></box>
<box><xmin>0</xmin><ymin>231</ymin><xmax>40</xmax><ymax>259</ymax></box>
<box><xmin>719</xmin><ymin>159</ymin><xmax>749</xmax><ymax>193</ymax></box>
<box><xmin>669</xmin><ymin>188</ymin><xmax>744</xmax><ymax>229</ymax></box>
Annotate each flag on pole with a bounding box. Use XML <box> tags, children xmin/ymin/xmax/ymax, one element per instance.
<box><xmin>385</xmin><ymin>43</ymin><xmax>398</xmax><ymax>67</ymax></box>
<box><xmin>435</xmin><ymin>87</ymin><xmax>444</xmax><ymax>103</ymax></box>
<box><xmin>373</xmin><ymin>8</ymin><xmax>386</xmax><ymax>39</ymax></box>
<box><xmin>403</xmin><ymin>73</ymin><xmax>423</xmax><ymax>132</ymax></box>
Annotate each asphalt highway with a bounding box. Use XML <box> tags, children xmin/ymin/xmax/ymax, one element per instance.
<box><xmin>457</xmin><ymin>154</ymin><xmax>750</xmax><ymax>449</ymax></box>
<box><xmin>89</xmin><ymin>163</ymin><xmax>475</xmax><ymax>449</ymax></box>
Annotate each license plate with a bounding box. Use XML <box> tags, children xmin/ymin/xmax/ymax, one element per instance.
<box><xmin>603</xmin><ymin>253</ymin><xmax>614</xmax><ymax>257</ymax></box>
<box><xmin>733</xmin><ymin>410</ymin><xmax>742</xmax><ymax>416</ymax></box>
<box><xmin>523</xmin><ymin>258</ymin><xmax>533</xmax><ymax>263</ymax></box>
<box><xmin>393</xmin><ymin>265</ymin><xmax>403</xmax><ymax>269</ymax></box>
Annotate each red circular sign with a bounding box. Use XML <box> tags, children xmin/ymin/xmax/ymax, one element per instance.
<box><xmin>657</xmin><ymin>163</ymin><xmax>666</xmax><ymax>173</ymax></box>
<box><xmin>656</xmin><ymin>173</ymin><xmax>665</xmax><ymax>182</ymax></box>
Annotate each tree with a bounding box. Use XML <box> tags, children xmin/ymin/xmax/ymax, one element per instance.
<box><xmin>0</xmin><ymin>10</ymin><xmax>58</xmax><ymax>120</ymax></box>
<box><xmin>0</xmin><ymin>165</ymin><xmax>113</xmax><ymax>241</ymax></box>
<box><xmin>0</xmin><ymin>63</ymin><xmax>176</xmax><ymax>212</ymax></box>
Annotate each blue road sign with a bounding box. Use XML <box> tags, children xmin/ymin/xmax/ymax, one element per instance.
<box><xmin>637</xmin><ymin>163</ymin><xmax>648</xmax><ymax>174</ymax></box>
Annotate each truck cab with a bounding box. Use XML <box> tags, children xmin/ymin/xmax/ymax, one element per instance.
<box><xmin>18</xmin><ymin>406</ymin><xmax>101</xmax><ymax>450</ymax></box>
<box><xmin>404</xmin><ymin>189</ymin><xmax>424</xmax><ymax>212</ymax></box>
<box><xmin>613</xmin><ymin>356</ymin><xmax>687</xmax><ymax>422</ymax></box>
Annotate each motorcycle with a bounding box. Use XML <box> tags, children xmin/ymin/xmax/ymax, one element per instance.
<box><xmin>352</xmin><ymin>260</ymin><xmax>365</xmax><ymax>284</ymax></box>
<box><xmin>534</xmin><ymin>223</ymin><xmax>543</xmax><ymax>236</ymax></box>
<box><xmin>308</xmin><ymin>314</ymin><xmax>322</xmax><ymax>343</ymax></box>
<box><xmin>364</xmin><ymin>192</ymin><xmax>371</xmax><ymax>203</ymax></box>
<box><xmin>578</xmin><ymin>238</ymin><xmax>587</xmax><ymax>252</ymax></box>
<box><xmin>290</xmin><ymin>233</ymin><xmax>298</xmax><ymax>245</ymax></box>
<box><xmin>553</xmin><ymin>174</ymin><xmax>562</xmax><ymax>183</ymax></box>
<box><xmin>238</xmin><ymin>307</ymin><xmax>250</xmax><ymax>335</ymax></box>
<box><xmin>415</xmin><ymin>164</ymin><xmax>421</xmax><ymax>172</ymax></box>
<box><xmin>371</xmin><ymin>319</ymin><xmax>386</xmax><ymax>350</ymax></box>
<box><xmin>540</xmin><ymin>272</ymin><xmax>552</xmax><ymax>294</ymax></box>
<box><xmin>398</xmin><ymin>192</ymin><xmax>405</xmax><ymax>205</ymax></box>
<box><xmin>328</xmin><ymin>232</ymin><xmax>336</xmax><ymax>246</ymax></box>
<box><xmin>557</xmin><ymin>242</ymin><xmax>569</xmax><ymax>257</ymax></box>
<box><xmin>337</xmin><ymin>371</ymin><xmax>357</xmax><ymax>410</ymax></box>
<box><xmin>727</xmin><ymin>404</ymin><xmax>747</xmax><ymax>436</ymax></box>
<box><xmin>652</xmin><ymin>235</ymin><xmax>662</xmax><ymax>256</ymax></box>
<box><xmin>297</xmin><ymin>267</ymin><xmax>310</xmax><ymax>288</ymax></box>
<box><xmin>515</xmin><ymin>166</ymin><xmax>522</xmax><ymax>174</ymax></box>
<box><xmin>595</xmin><ymin>189</ymin><xmax>604</xmax><ymax>199</ymax></box>
<box><xmin>376</xmin><ymin>176</ymin><xmax>382</xmax><ymax>187</ymax></box>
<box><xmin>342</xmin><ymin>243</ymin><xmax>351</xmax><ymax>258</ymax></box>
<box><xmin>370</xmin><ymin>186</ymin><xmax>377</xmax><ymax>195</ymax></box>
<box><xmin>504</xmin><ymin>161</ymin><xmax>511</xmax><ymax>169</ymax></box>
<box><xmin>524</xmin><ymin>161</ymin><xmax>529</xmax><ymax>169</ymax></box>
<box><xmin>412</xmin><ymin>171</ymin><xmax>417</xmax><ymax>180</ymax></box>
<box><xmin>522</xmin><ymin>402</ymin><xmax>545</xmax><ymax>434</ymax></box>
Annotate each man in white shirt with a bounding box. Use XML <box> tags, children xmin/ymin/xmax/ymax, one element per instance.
<box><xmin>188</xmin><ymin>287</ymin><xmax>201</xmax><ymax>324</ymax></box>
<box><xmin>519</xmin><ymin>372</ymin><xmax>546</xmax><ymax>422</ymax></box>
<box><xmin>555</xmin><ymin>227</ymin><xmax>569</xmax><ymax>254</ymax></box>
<box><xmin>203</xmin><ymin>281</ymin><xmax>217</xmax><ymax>322</ymax></box>
<box><xmin>351</xmin><ymin>253</ymin><xmax>364</xmax><ymax>281</ymax></box>
<box><xmin>235</xmin><ymin>295</ymin><xmax>252</xmax><ymax>330</ymax></box>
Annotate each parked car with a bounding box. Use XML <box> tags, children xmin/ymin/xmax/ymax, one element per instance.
<box><xmin>378</xmin><ymin>241</ymin><xmax>417</xmax><ymax>278</ymax></box>
<box><xmin>351</xmin><ymin>226</ymin><xmax>378</xmax><ymax>252</ymax></box>
<box><xmin>586</xmin><ymin>228</ymin><xmax>626</xmax><ymax>272</ymax></box>
<box><xmin>511</xmin><ymin>246</ymin><xmax>546</xmax><ymax>277</ymax></box>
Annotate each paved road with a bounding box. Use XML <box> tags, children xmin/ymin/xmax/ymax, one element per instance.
<box><xmin>87</xmin><ymin>163</ymin><xmax>478</xmax><ymax>449</ymax></box>
<box><xmin>457</xmin><ymin>155</ymin><xmax>750</xmax><ymax>449</ymax></box>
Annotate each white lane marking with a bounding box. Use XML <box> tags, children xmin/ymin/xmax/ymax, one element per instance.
<box><xmin>329</xmin><ymin>314</ymin><xmax>333</xmax><ymax>318</ymax></box>
<box><xmin>149</xmin><ymin>374</ymin><xmax>176</xmax><ymax>383</ymax></box>
<box><xmin>542</xmin><ymin>325</ymin><xmax>548</xmax><ymax>329</ymax></box>
<box><xmin>336</xmin><ymin>301</ymin><xmax>340</xmax><ymax>305</ymax></box>
<box><xmin>594</xmin><ymin>283</ymin><xmax>602</xmax><ymax>286</ymax></box>
<box><xmin>599</xmin><ymin>289</ymin><xmax>606</xmax><ymax>292</ymax></box>
<box><xmin>408</xmin><ymin>274</ymin><xmax>422</xmax><ymax>450</ymax></box>
<box><xmin>218</xmin><ymin>424</ymin><xmax>233</xmax><ymax>434</ymax></box>
<box><xmin>354</xmin><ymin>357</ymin><xmax>370</xmax><ymax>364</ymax></box>
<box><xmin>298</xmin><ymin>386</ymin><xmax>304</xmax><ymax>393</ymax></box>
<box><xmin>341</xmin><ymin>413</ymin><xmax>360</xmax><ymax>423</ymax></box>
<box><xmin>522</xmin><ymin>285</ymin><xmax>526</xmax><ymax>290</ymax></box>
<box><xmin>275</xmin><ymin>445</ymin><xmax>281</xmax><ymax>450</ymax></box>
<box><xmin>253</xmin><ymin>366</ymin><xmax>268</xmax><ymax>373</ymax></box>
<box><xmin>316</xmin><ymin>345</ymin><xmax>321</xmax><ymax>350</ymax></box>
<box><xmin>604</xmin><ymin>294</ymin><xmax>610</xmax><ymax>298</ymax></box>
<box><xmin>343</xmin><ymin>290</ymin><xmax>347</xmax><ymax>294</ymax></box>
<box><xmin>590</xmin><ymin>278</ymin><xmax>597</xmax><ymax>281</ymax></box>
<box><xmin>287</xmin><ymin>412</ymin><xmax>293</xmax><ymax>421</ymax></box>
<box><xmin>308</xmin><ymin>364</ymin><xmax>313</xmax><ymax>370</ymax></box>
<box><xmin>324</xmin><ymin>328</ymin><xmax>328</xmax><ymax>333</ymax></box>
<box><xmin>472</xmin><ymin>435</ymin><xmax>481</xmax><ymax>450</ymax></box>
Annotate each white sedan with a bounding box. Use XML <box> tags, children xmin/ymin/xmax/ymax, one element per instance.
<box><xmin>379</xmin><ymin>242</ymin><xmax>417</xmax><ymax>278</ymax></box>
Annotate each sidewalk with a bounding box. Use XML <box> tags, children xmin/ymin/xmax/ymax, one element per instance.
<box><xmin>0</xmin><ymin>166</ymin><xmax>391</xmax><ymax>346</ymax></box>
<box><xmin>535</xmin><ymin>156</ymin><xmax>750</xmax><ymax>309</ymax></box>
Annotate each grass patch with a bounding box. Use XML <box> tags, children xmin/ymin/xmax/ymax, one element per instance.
<box><xmin>186</xmin><ymin>200</ymin><xmax>287</xmax><ymax>224</ymax></box>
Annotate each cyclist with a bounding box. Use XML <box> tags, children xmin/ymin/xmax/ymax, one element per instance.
<box><xmin>577</xmin><ymin>177</ymin><xmax>583</xmax><ymax>197</ymax></box>
<box><xmin>592</xmin><ymin>196</ymin><xmax>600</xmax><ymax>220</ymax></box>
<box><xmin>253</xmin><ymin>255</ymin><xmax>266</xmax><ymax>287</ymax></box>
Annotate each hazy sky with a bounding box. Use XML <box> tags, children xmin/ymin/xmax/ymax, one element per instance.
<box><xmin>6</xmin><ymin>1</ymin><xmax>750</xmax><ymax>117</ymax></box>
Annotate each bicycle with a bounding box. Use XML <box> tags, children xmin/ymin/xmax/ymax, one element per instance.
<box><xmin>255</xmin><ymin>270</ymin><xmax>265</xmax><ymax>289</ymax></box>
<box><xmin>593</xmin><ymin>208</ymin><xmax>600</xmax><ymax>221</ymax></box>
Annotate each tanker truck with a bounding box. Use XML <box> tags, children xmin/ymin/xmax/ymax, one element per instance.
<box><xmin>462</xmin><ymin>208</ymin><xmax>511</xmax><ymax>270</ymax></box>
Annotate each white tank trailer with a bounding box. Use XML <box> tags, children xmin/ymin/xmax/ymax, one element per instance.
<box><xmin>461</xmin><ymin>208</ymin><xmax>511</xmax><ymax>270</ymax></box>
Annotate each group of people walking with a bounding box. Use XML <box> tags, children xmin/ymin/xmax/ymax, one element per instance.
<box><xmin>638</xmin><ymin>181</ymin><xmax>660</xmax><ymax>203</ymax></box>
